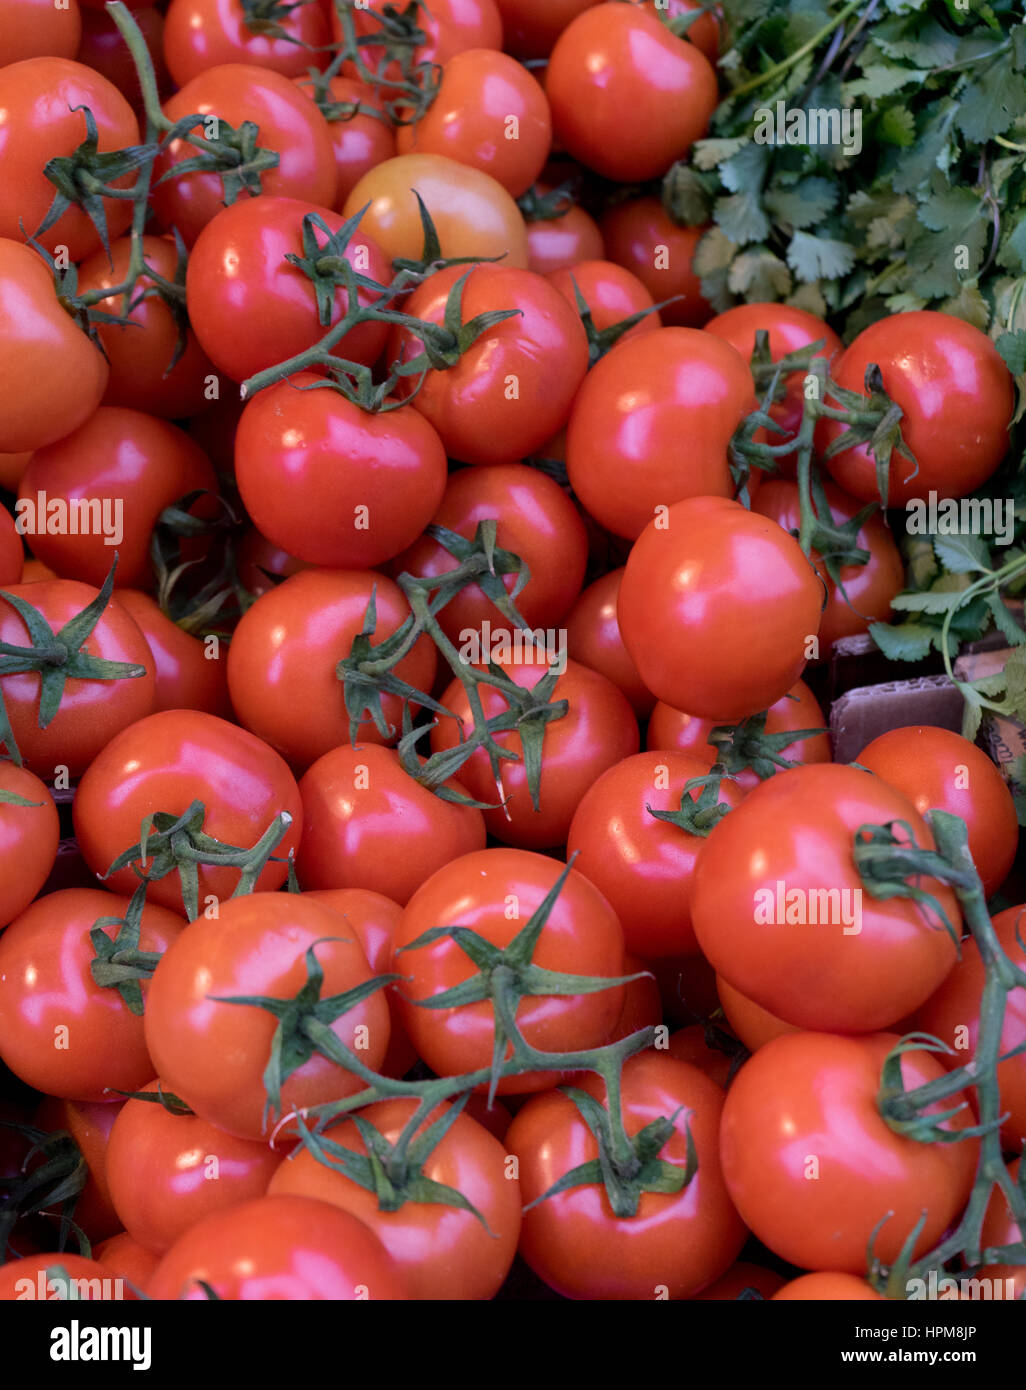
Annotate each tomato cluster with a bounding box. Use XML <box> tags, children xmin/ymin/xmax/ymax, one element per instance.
<box><xmin>0</xmin><ymin>0</ymin><xmax>1023</xmax><ymax>1307</ymax></box>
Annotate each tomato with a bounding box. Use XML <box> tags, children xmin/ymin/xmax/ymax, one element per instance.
<box><xmin>546</xmin><ymin>6</ymin><xmax>717</xmax><ymax>181</ymax></box>
<box><xmin>692</xmin><ymin>764</ymin><xmax>962</xmax><ymax>1032</ymax></box>
<box><xmin>187</xmin><ymin>196</ymin><xmax>391</xmax><ymax>386</ymax></box>
<box><xmin>390</xmin><ymin>462</ymin><xmax>589</xmax><ymax>649</ymax></box>
<box><xmin>915</xmin><ymin>904</ymin><xmax>1026</xmax><ymax>1153</ymax></box>
<box><xmin>343</xmin><ymin>153</ymin><xmax>528</xmax><ymax>268</ymax></box>
<box><xmin>147</xmin><ymin>1194</ymin><xmax>408</xmax><ymax>1299</ymax></box>
<box><xmin>0</xmin><ymin>578</ymin><xmax>155</xmax><ymax>775</ymax></box>
<box><xmin>234</xmin><ymin>527</ymin><xmax>312</xmax><ymax>599</ymax></box>
<box><xmin>73</xmin><ymin>709</ymin><xmax>303</xmax><ymax>914</ymax></box>
<box><xmin>604</xmin><ymin>950</ymin><xmax>662</xmax><ymax>1043</ymax></box>
<box><xmin>601</xmin><ymin>201</ymin><xmax>711</xmax><ymax>331</ymax></box>
<box><xmin>116</xmin><ymin>590</ymin><xmax>231</xmax><ymax>718</ymax></box>
<box><xmin>268</xmin><ymin>1097</ymin><xmax>521</xmax><ymax>1299</ymax></box>
<box><xmin>0</xmin><ymin>240</ymin><xmax>109</xmax><ymax>453</ymax></box>
<box><xmin>715</xmin><ymin>975</ymin><xmax>799</xmax><ymax>1052</ymax></box>
<box><xmin>0</xmin><ymin>761</ymin><xmax>59</xmax><ymax>927</ymax></box>
<box><xmin>296</xmin><ymin>743</ymin><xmax>487</xmax><ymax>904</ymax></box>
<box><xmin>0</xmin><ymin>1251</ymin><xmax>135</xmax><ymax>1300</ymax></box>
<box><xmin>431</xmin><ymin>658</ymin><xmax>640</xmax><ymax>850</ymax></box>
<box><xmin>391</xmin><ymin>263</ymin><xmax>589</xmax><ymax>466</ymax></box>
<box><xmin>226</xmin><ymin>568</ymin><xmax>437</xmax><ymax>769</ymax></box>
<box><xmin>293</xmin><ymin>75</ymin><xmax>396</xmax><ymax>209</ymax></box>
<box><xmin>162</xmin><ymin>0</ymin><xmax>330</xmax><ymax>87</ymax></box>
<box><xmin>0</xmin><ymin>453</ymin><xmax>31</xmax><ymax>492</ymax></box>
<box><xmin>151</xmin><ymin>65</ymin><xmax>337</xmax><ymax>247</ymax></box>
<box><xmin>525</xmin><ymin>201</ymin><xmax>605</xmax><ymax>276</ymax></box>
<box><xmin>720</xmin><ymin>1032</ymin><xmax>978</xmax><ymax>1272</ymax></box>
<box><xmin>978</xmin><ymin>1160</ymin><xmax>1026</xmax><ymax>1300</ymax></box>
<box><xmin>234</xmin><ymin>376</ymin><xmax>447</xmax><ymax>569</ymax></box>
<box><xmin>565</xmin><ymin>567</ymin><xmax>655</xmax><ymax>718</ymax></box>
<box><xmin>566</xmin><ymin>328</ymin><xmax>755</xmax><ymax>540</ymax></box>
<box><xmin>629</xmin><ymin>0</ymin><xmax>720</xmax><ymax>64</ymax></box>
<box><xmin>392</xmin><ymin>847</ymin><xmax>626</xmax><ymax>1092</ymax></box>
<box><xmin>665</xmin><ymin>1025</ymin><xmax>736</xmax><ymax>1089</ymax></box>
<box><xmin>692</xmin><ymin>1261</ymin><xmax>786</xmax><ymax>1300</ymax></box>
<box><xmin>618</xmin><ymin>496</ymin><xmax>823</xmax><ymax>720</ymax></box>
<box><xmin>0</xmin><ymin>0</ymin><xmax>81</xmax><ymax>66</ymax></box>
<box><xmin>0</xmin><ymin>887</ymin><xmax>183</xmax><ymax>1101</ymax></box>
<box><xmin>567</xmin><ymin>750</ymin><xmax>742</xmax><ymax>959</ymax></box>
<box><xmin>547</xmin><ymin>258</ymin><xmax>661</xmax><ymax>347</ymax></box>
<box><xmin>0</xmin><ymin>508</ymin><xmax>22</xmax><ymax>587</ymax></box>
<box><xmin>144</xmin><ymin>894</ymin><xmax>390</xmax><ymax>1140</ymax></box>
<box><xmin>92</xmin><ymin>1233</ymin><xmax>160</xmax><ymax>1290</ymax></box>
<box><xmin>771</xmin><ymin>1273</ymin><xmax>885</xmax><ymax>1301</ymax></box>
<box><xmin>75</xmin><ymin>236</ymin><xmax>216</xmax><ymax>419</ymax></box>
<box><xmin>509</xmin><ymin>1053</ymin><xmax>745</xmax><ymax>1298</ymax></box>
<box><xmin>17</xmin><ymin>408</ymin><xmax>217</xmax><ymax>590</ymax></box>
<box><xmin>76</xmin><ymin>5</ymin><xmax>169</xmax><ymax>116</ymax></box>
<box><xmin>857</xmin><ymin>726</ymin><xmax>1018</xmax><ymax>900</ymax></box>
<box><xmin>494</xmin><ymin>0</ymin><xmax>599</xmax><ymax>58</ymax></box>
<box><xmin>333</xmin><ymin>0</ymin><xmax>503</xmax><ymax>76</ymax></box>
<box><xmin>32</xmin><ymin>1094</ymin><xmax>124</xmax><ymax>1242</ymax></box>
<box><xmin>752</xmin><ymin>478</ymin><xmax>904</xmax><ymax>654</ymax></box>
<box><xmin>0</xmin><ymin>59</ymin><xmax>139</xmax><ymax>261</ymax></box>
<box><xmin>819</xmin><ymin>311</ymin><xmax>1015</xmax><ymax>505</ymax></box>
<box><xmin>105</xmin><ymin>1081</ymin><xmax>282</xmax><ymax>1253</ymax></box>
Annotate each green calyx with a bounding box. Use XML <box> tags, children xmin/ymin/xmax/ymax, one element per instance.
<box><xmin>0</xmin><ymin>1123</ymin><xmax>89</xmax><ymax>1258</ymax></box>
<box><xmin>707</xmin><ymin>711</ymin><xmax>829</xmax><ymax>782</ymax></box>
<box><xmin>820</xmin><ymin>363</ymin><xmax>918</xmax><ymax>512</ymax></box>
<box><xmin>646</xmin><ymin>772</ymin><xmax>735</xmax><ymax>838</ymax></box>
<box><xmin>89</xmin><ymin>883</ymin><xmax>163</xmax><ymax>1017</ymax></box>
<box><xmin>157</xmin><ymin>113</ymin><xmax>279</xmax><ymax>207</ymax></box>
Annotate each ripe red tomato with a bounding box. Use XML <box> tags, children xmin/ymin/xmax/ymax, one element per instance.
<box><xmin>565</xmin><ymin>568</ymin><xmax>655</xmax><ymax>718</ymax></box>
<box><xmin>147</xmin><ymin>1194</ymin><xmax>408</xmax><ymax>1299</ymax></box>
<box><xmin>162</xmin><ymin>0</ymin><xmax>331</xmax><ymax>87</ymax></box>
<box><xmin>603</xmin><ymin>950</ymin><xmax>663</xmax><ymax>1044</ymax></box>
<box><xmin>547</xmin><ymin>6</ymin><xmax>717</xmax><ymax>181</ymax></box>
<box><xmin>0</xmin><ymin>1252</ymin><xmax>135</xmax><ymax>1301</ymax></box>
<box><xmin>857</xmin><ymin>726</ymin><xmax>1018</xmax><ymax>899</ymax></box>
<box><xmin>234</xmin><ymin>527</ymin><xmax>312</xmax><ymax>599</ymax></box>
<box><xmin>601</xmin><ymin>199</ymin><xmax>711</xmax><ymax>328</ymax></box>
<box><xmin>716</xmin><ymin>975</ymin><xmax>800</xmax><ymax>1051</ymax></box>
<box><xmin>116</xmin><ymin>590</ymin><xmax>231</xmax><ymax>718</ymax></box>
<box><xmin>391</xmin><ymin>847</ymin><xmax>626</xmax><ymax>1091</ymax></box>
<box><xmin>692</xmin><ymin>1261</ymin><xmax>786</xmax><ymax>1301</ymax></box>
<box><xmin>92</xmin><ymin>1233</ymin><xmax>159</xmax><ymax>1290</ymax></box>
<box><xmin>771</xmin><ymin>1273</ymin><xmax>885</xmax><ymax>1301</ymax></box>
<box><xmin>0</xmin><ymin>508</ymin><xmax>21</xmax><ymax>586</ymax></box>
<box><xmin>692</xmin><ymin>764</ymin><xmax>961</xmax><ymax>1033</ymax></box>
<box><xmin>629</xmin><ymin>0</ymin><xmax>720</xmax><ymax>64</ymax></box>
<box><xmin>0</xmin><ymin>887</ymin><xmax>183</xmax><ymax>1101</ymax></box>
<box><xmin>665</xmin><ymin>1025</ymin><xmax>736</xmax><ymax>1090</ymax></box>
<box><xmin>297</xmin><ymin>743</ymin><xmax>487</xmax><ymax>904</ymax></box>
<box><xmin>566</xmin><ymin>328</ymin><xmax>756</xmax><ymax>539</ymax></box>
<box><xmin>720</xmin><ymin>1032</ymin><xmax>978</xmax><ymax>1272</ymax></box>
<box><xmin>525</xmin><ymin>200</ymin><xmax>604</xmax><ymax>277</ymax></box>
<box><xmin>0</xmin><ymin>0</ymin><xmax>82</xmax><ymax>66</ymax></box>
<box><xmin>152</xmin><ymin>64</ymin><xmax>337</xmax><ymax>247</ymax></box>
<box><xmin>75</xmin><ymin>5</ymin><xmax>169</xmax><ymax>116</ymax></box>
<box><xmin>509</xmin><ymin>1053</ymin><xmax>746</xmax><ymax>1298</ymax></box>
<box><xmin>567</xmin><ymin>750</ymin><xmax>742</xmax><ymax>958</ymax></box>
<box><xmin>333</xmin><ymin>0</ymin><xmax>503</xmax><ymax>75</ymax></box>
<box><xmin>819</xmin><ymin>311</ymin><xmax>1015</xmax><ymax>505</ymax></box>
<box><xmin>494</xmin><ymin>0</ymin><xmax>598</xmax><ymax>58</ymax></box>
<box><xmin>547</xmin><ymin>258</ymin><xmax>661</xmax><ymax>347</ymax></box>
<box><xmin>144</xmin><ymin>894</ymin><xmax>390</xmax><ymax>1140</ymax></box>
<box><xmin>978</xmin><ymin>1160</ymin><xmax>1025</xmax><ymax>1301</ymax></box>
<box><xmin>73</xmin><ymin>709</ymin><xmax>303</xmax><ymax>914</ymax></box>
<box><xmin>268</xmin><ymin>1098</ymin><xmax>522</xmax><ymax>1299</ymax></box>
<box><xmin>293</xmin><ymin>75</ymin><xmax>396</xmax><ymax>209</ymax></box>
<box><xmin>618</xmin><ymin>496</ymin><xmax>823</xmax><ymax>720</ymax></box>
<box><xmin>227</xmin><ymin>568</ymin><xmax>437</xmax><ymax>769</ymax></box>
<box><xmin>0</xmin><ymin>761</ymin><xmax>59</xmax><ymax>927</ymax></box>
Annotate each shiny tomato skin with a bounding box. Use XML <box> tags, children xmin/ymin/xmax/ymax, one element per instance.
<box><xmin>186</xmin><ymin>196</ymin><xmax>390</xmax><ymax>385</ymax></box>
<box><xmin>0</xmin><ymin>579</ymin><xmax>155</xmax><ymax>776</ymax></box>
<box><xmin>820</xmin><ymin>311</ymin><xmax>1014</xmax><ymax>505</ymax></box>
<box><xmin>0</xmin><ymin>888</ymin><xmax>183</xmax><ymax>1101</ymax></box>
<box><xmin>147</xmin><ymin>1194</ymin><xmax>408</xmax><ymax>1299</ymax></box>
<box><xmin>226</xmin><ymin>568</ymin><xmax>437</xmax><ymax>769</ymax></box>
<box><xmin>720</xmin><ymin>1033</ymin><xmax>978</xmax><ymax>1272</ymax></box>
<box><xmin>296</xmin><ymin>743</ymin><xmax>487</xmax><ymax>905</ymax></box>
<box><xmin>234</xmin><ymin>373</ymin><xmax>447</xmax><ymax>568</ymax></box>
<box><xmin>629</xmin><ymin>0</ymin><xmax>720</xmax><ymax>63</ymax></box>
<box><xmin>0</xmin><ymin>58</ymin><xmax>139</xmax><ymax>261</ymax></box>
<box><xmin>392</xmin><ymin>847</ymin><xmax>626</xmax><ymax>1093</ymax></box>
<box><xmin>547</xmin><ymin>258</ymin><xmax>661</xmax><ymax>346</ymax></box>
<box><xmin>601</xmin><ymin>199</ymin><xmax>711</xmax><ymax>328</ymax></box>
<box><xmin>978</xmin><ymin>1160</ymin><xmax>1025</xmax><ymax>1300</ymax></box>
<box><xmin>771</xmin><ymin>1273</ymin><xmax>885</xmax><ymax>1301</ymax></box>
<box><xmin>692</xmin><ymin>764</ymin><xmax>961</xmax><ymax>1033</ymax></box>
<box><xmin>431</xmin><ymin>658</ymin><xmax>640</xmax><ymax>850</ymax></box>
<box><xmin>566</xmin><ymin>327</ymin><xmax>756</xmax><ymax>539</ymax></box>
<box><xmin>268</xmin><ymin>1098</ymin><xmax>522</xmax><ymax>1299</ymax></box>
<box><xmin>509</xmin><ymin>1053</ymin><xmax>746</xmax><ymax>1298</ymax></box>
<box><xmin>0</xmin><ymin>762</ymin><xmax>59</xmax><ymax>927</ymax></box>
<box><xmin>495</xmin><ymin>0</ymin><xmax>598</xmax><ymax>58</ymax></box>
<box><xmin>716</xmin><ymin>975</ymin><xmax>800</xmax><ymax>1052</ymax></box>
<box><xmin>152</xmin><ymin>65</ymin><xmax>337</xmax><ymax>247</ymax></box>
<box><xmin>565</xmin><ymin>567</ymin><xmax>655</xmax><ymax>718</ymax></box>
<box><xmin>0</xmin><ymin>0</ymin><xmax>82</xmax><ymax>65</ymax></box>
<box><xmin>0</xmin><ymin>1252</ymin><xmax>135</xmax><ymax>1300</ymax></box>
<box><xmin>857</xmin><ymin>726</ymin><xmax>1018</xmax><ymax>900</ymax></box>
<box><xmin>293</xmin><ymin>75</ymin><xmax>396</xmax><ymax>209</ymax></box>
<box><xmin>162</xmin><ymin>0</ymin><xmax>330</xmax><ymax>87</ymax></box>
<box><xmin>105</xmin><ymin>1081</ymin><xmax>282</xmax><ymax>1253</ymax></box>
<box><xmin>234</xmin><ymin>527</ymin><xmax>312</xmax><ymax>599</ymax></box>
<box><xmin>0</xmin><ymin>240</ymin><xmax>109</xmax><ymax>453</ymax></box>
<box><xmin>646</xmin><ymin>678</ymin><xmax>831</xmax><ymax>793</ymax></box>
<box><xmin>692</xmin><ymin>1261</ymin><xmax>786</xmax><ymax>1300</ymax></box>
<box><xmin>18</xmin><ymin>408</ymin><xmax>217</xmax><ymax>590</ymax></box>
<box><xmin>665</xmin><ymin>1025</ymin><xmax>735</xmax><ymax>1090</ymax></box>
<box><xmin>567</xmin><ymin>750</ymin><xmax>742</xmax><ymax>958</ymax></box>
<box><xmin>547</xmin><ymin>5</ymin><xmax>717</xmax><ymax>181</ymax></box>
<box><xmin>116</xmin><ymin>590</ymin><xmax>231</xmax><ymax>718</ymax></box>
<box><xmin>92</xmin><ymin>1233</ymin><xmax>160</xmax><ymax>1290</ymax></box>
<box><xmin>144</xmin><ymin>894</ymin><xmax>390</xmax><ymax>1141</ymax></box>
<box><xmin>333</xmin><ymin>0</ymin><xmax>503</xmax><ymax>76</ymax></box>
<box><xmin>618</xmin><ymin>496</ymin><xmax>823</xmax><ymax>720</ymax></box>
<box><xmin>343</xmin><ymin>153</ymin><xmax>528</xmax><ymax>268</ymax></box>
<box><xmin>75</xmin><ymin>5</ymin><xmax>169</xmax><ymax>116</ymax></box>
<box><xmin>525</xmin><ymin>201</ymin><xmax>604</xmax><ymax>276</ymax></box>
<box><xmin>73</xmin><ymin>709</ymin><xmax>303</xmax><ymax>914</ymax></box>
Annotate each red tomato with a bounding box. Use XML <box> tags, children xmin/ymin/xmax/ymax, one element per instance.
<box><xmin>0</xmin><ymin>888</ymin><xmax>183</xmax><ymax>1100</ymax></box>
<box><xmin>601</xmin><ymin>199</ymin><xmax>711</xmax><ymax>328</ymax></box>
<box><xmin>525</xmin><ymin>202</ymin><xmax>605</xmax><ymax>276</ymax></box>
<box><xmin>144</xmin><ymin>894</ymin><xmax>390</xmax><ymax>1140</ymax></box>
<box><xmin>857</xmin><ymin>726</ymin><xmax>1018</xmax><ymax>900</ymax></box>
<box><xmin>629</xmin><ymin>0</ymin><xmax>720</xmax><ymax>64</ymax></box>
<box><xmin>977</xmin><ymin>1160</ymin><xmax>1026</xmax><ymax>1301</ymax></box>
<box><xmin>0</xmin><ymin>1252</ymin><xmax>135</xmax><ymax>1300</ymax></box>
<box><xmin>333</xmin><ymin>0</ymin><xmax>503</xmax><ymax>75</ymax></box>
<box><xmin>76</xmin><ymin>6</ymin><xmax>169</xmax><ymax>115</ymax></box>
<box><xmin>268</xmin><ymin>1097</ymin><xmax>521</xmax><ymax>1299</ymax></box>
<box><xmin>0</xmin><ymin>761</ymin><xmax>59</xmax><ymax>927</ymax></box>
<box><xmin>692</xmin><ymin>764</ymin><xmax>962</xmax><ymax>1033</ymax></box>
<box><xmin>32</xmin><ymin>1094</ymin><xmax>124</xmax><ymax>1242</ymax></box>
<box><xmin>565</xmin><ymin>567</ymin><xmax>655</xmax><ymax>718</ymax></box>
<box><xmin>392</xmin><ymin>847</ymin><xmax>626</xmax><ymax>1092</ymax></box>
<box><xmin>293</xmin><ymin>75</ymin><xmax>396</xmax><ymax>209</ymax></box>
<box><xmin>0</xmin><ymin>0</ymin><xmax>82</xmax><ymax>66</ymax></box>
<box><xmin>151</xmin><ymin>65</ymin><xmax>337</xmax><ymax>247</ymax></box>
<box><xmin>772</xmin><ymin>1273</ymin><xmax>885</xmax><ymax>1301</ymax></box>
<box><xmin>604</xmin><ymin>950</ymin><xmax>663</xmax><ymax>1043</ymax></box>
<box><xmin>234</xmin><ymin>527</ymin><xmax>312</xmax><ymax>599</ymax></box>
<box><xmin>494</xmin><ymin>0</ymin><xmax>599</xmax><ymax>58</ymax></box>
<box><xmin>566</xmin><ymin>328</ymin><xmax>756</xmax><ymax>539</ymax></box>
<box><xmin>665</xmin><ymin>1025</ymin><xmax>736</xmax><ymax>1090</ymax></box>
<box><xmin>296</xmin><ymin>743</ymin><xmax>487</xmax><ymax>904</ymax></box>
<box><xmin>226</xmin><ymin>568</ymin><xmax>437</xmax><ymax>769</ymax></box>
<box><xmin>547</xmin><ymin>258</ymin><xmax>661</xmax><ymax>348</ymax></box>
<box><xmin>116</xmin><ymin>590</ymin><xmax>231</xmax><ymax>718</ymax></box>
<box><xmin>693</xmin><ymin>1261</ymin><xmax>786</xmax><ymax>1300</ymax></box>
<box><xmin>92</xmin><ymin>1233</ymin><xmax>160</xmax><ymax>1290</ymax></box>
<box><xmin>0</xmin><ymin>453</ymin><xmax>32</xmax><ymax>493</ymax></box>
<box><xmin>618</xmin><ymin>496</ymin><xmax>823</xmax><ymax>720</ymax></box>
<box><xmin>716</xmin><ymin>975</ymin><xmax>800</xmax><ymax>1052</ymax></box>
<box><xmin>147</xmin><ymin>1194</ymin><xmax>408</xmax><ymax>1299</ymax></box>
<box><xmin>0</xmin><ymin>511</ymin><xmax>20</xmax><ymax>588</ymax></box>
<box><xmin>73</xmin><ymin>709</ymin><xmax>303</xmax><ymax>915</ymax></box>
<box><xmin>509</xmin><ymin>1053</ymin><xmax>746</xmax><ymax>1298</ymax></box>
<box><xmin>162</xmin><ymin>0</ymin><xmax>330</xmax><ymax>87</ymax></box>
<box><xmin>720</xmin><ymin>1032</ymin><xmax>978</xmax><ymax>1272</ymax></box>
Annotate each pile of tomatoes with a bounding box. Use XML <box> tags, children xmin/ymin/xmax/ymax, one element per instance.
<box><xmin>0</xmin><ymin>0</ymin><xmax>1024</xmax><ymax>1304</ymax></box>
